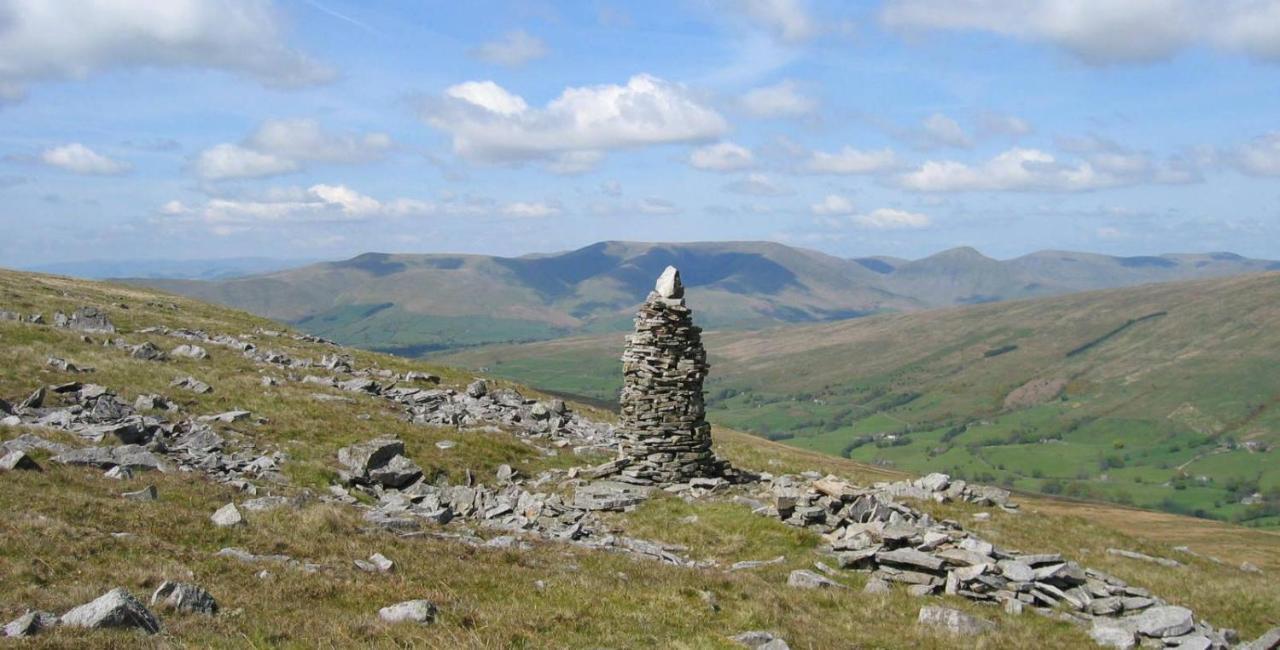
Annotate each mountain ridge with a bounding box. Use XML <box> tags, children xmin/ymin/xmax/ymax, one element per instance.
<box><xmin>122</xmin><ymin>241</ymin><xmax>1279</xmax><ymax>354</ymax></box>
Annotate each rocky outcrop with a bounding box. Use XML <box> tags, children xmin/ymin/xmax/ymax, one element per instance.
<box><xmin>615</xmin><ymin>267</ymin><xmax>728</xmax><ymax>484</ymax></box>
<box><xmin>60</xmin><ymin>588</ymin><xmax>160</xmax><ymax>634</ymax></box>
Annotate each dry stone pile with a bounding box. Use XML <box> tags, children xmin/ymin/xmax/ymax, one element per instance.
<box><xmin>750</xmin><ymin>471</ymin><xmax>1239</xmax><ymax>649</ymax></box>
<box><xmin>614</xmin><ymin>266</ymin><xmax>729</xmax><ymax>484</ymax></box>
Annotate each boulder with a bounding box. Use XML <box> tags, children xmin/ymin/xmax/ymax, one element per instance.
<box><xmin>338</xmin><ymin>437</ymin><xmax>405</xmax><ymax>475</ymax></box>
<box><xmin>59</xmin><ymin>307</ymin><xmax>116</xmax><ymax>334</ymax></box>
<box><xmin>466</xmin><ymin>379</ymin><xmax>488</xmax><ymax>398</ymax></box>
<box><xmin>378</xmin><ymin>599</ymin><xmax>437</xmax><ymax>625</ymax></box>
<box><xmin>917</xmin><ymin>606</ymin><xmax>995</xmax><ymax>636</ymax></box>
<box><xmin>367</xmin><ymin>454</ymin><xmax>423</xmax><ymax>489</ymax></box>
<box><xmin>170</xmin><ymin>376</ymin><xmax>212</xmax><ymax>394</ymax></box>
<box><xmin>60</xmin><ymin>588</ymin><xmax>159</xmax><ymax>634</ymax></box>
<box><xmin>1090</xmin><ymin>621</ymin><xmax>1137</xmax><ymax>649</ymax></box>
<box><xmin>731</xmin><ymin>630</ymin><xmax>790</xmax><ymax>649</ymax></box>
<box><xmin>150</xmin><ymin>581</ymin><xmax>218</xmax><ymax>615</ymax></box>
<box><xmin>170</xmin><ymin>344</ymin><xmax>208</xmax><ymax>360</ymax></box>
<box><xmin>123</xmin><ymin>485</ymin><xmax>158</xmax><ymax>501</ymax></box>
<box><xmin>1125</xmin><ymin>606</ymin><xmax>1194</xmax><ymax>638</ymax></box>
<box><xmin>355</xmin><ymin>553</ymin><xmax>395</xmax><ymax>573</ymax></box>
<box><xmin>787</xmin><ymin>570</ymin><xmax>842</xmax><ymax>589</ymax></box>
<box><xmin>130</xmin><ymin>342</ymin><xmax>165</xmax><ymax>361</ymax></box>
<box><xmin>1244</xmin><ymin>627</ymin><xmax>1280</xmax><ymax>650</ymax></box>
<box><xmin>654</xmin><ymin>265</ymin><xmax>684</xmax><ymax>299</ymax></box>
<box><xmin>3</xmin><ymin>611</ymin><xmax>58</xmax><ymax>638</ymax></box>
<box><xmin>211</xmin><ymin>503</ymin><xmax>243</xmax><ymax>527</ymax></box>
<box><xmin>0</xmin><ymin>449</ymin><xmax>40</xmax><ymax>471</ymax></box>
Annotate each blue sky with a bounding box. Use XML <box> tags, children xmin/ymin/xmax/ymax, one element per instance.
<box><xmin>1</xmin><ymin>0</ymin><xmax>1279</xmax><ymax>267</ymax></box>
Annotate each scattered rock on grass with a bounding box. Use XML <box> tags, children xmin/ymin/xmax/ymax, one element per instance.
<box><xmin>60</xmin><ymin>588</ymin><xmax>159</xmax><ymax>634</ymax></box>
<box><xmin>917</xmin><ymin>606</ymin><xmax>995</xmax><ymax>636</ymax></box>
<box><xmin>787</xmin><ymin>569</ymin><xmax>842</xmax><ymax>589</ymax></box>
<box><xmin>0</xmin><ymin>449</ymin><xmax>40</xmax><ymax>471</ymax></box>
<box><xmin>211</xmin><ymin>502</ymin><xmax>243</xmax><ymax>527</ymax></box>
<box><xmin>2</xmin><ymin>611</ymin><xmax>58</xmax><ymax>638</ymax></box>
<box><xmin>150</xmin><ymin>581</ymin><xmax>218</xmax><ymax>615</ymax></box>
<box><xmin>378</xmin><ymin>600</ymin><xmax>437</xmax><ymax>625</ymax></box>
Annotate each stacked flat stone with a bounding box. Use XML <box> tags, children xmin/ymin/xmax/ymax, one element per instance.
<box><xmin>616</xmin><ymin>266</ymin><xmax>727</xmax><ymax>484</ymax></box>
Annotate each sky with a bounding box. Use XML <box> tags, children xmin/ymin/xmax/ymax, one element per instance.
<box><xmin>1</xmin><ymin>0</ymin><xmax>1279</xmax><ymax>267</ymax></box>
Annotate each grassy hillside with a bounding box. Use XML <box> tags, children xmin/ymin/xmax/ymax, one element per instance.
<box><xmin>130</xmin><ymin>241</ymin><xmax>1277</xmax><ymax>354</ymax></box>
<box><xmin>440</xmin><ymin>273</ymin><xmax>1280</xmax><ymax>526</ymax></box>
<box><xmin>4</xmin><ymin>269</ymin><xmax>1280</xmax><ymax>647</ymax></box>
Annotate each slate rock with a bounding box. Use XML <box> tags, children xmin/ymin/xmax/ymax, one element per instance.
<box><xmin>379</xmin><ymin>599</ymin><xmax>437</xmax><ymax>625</ymax></box>
<box><xmin>171</xmin><ymin>376</ymin><xmax>212</xmax><ymax>394</ymax></box>
<box><xmin>1244</xmin><ymin>626</ymin><xmax>1280</xmax><ymax>650</ymax></box>
<box><xmin>60</xmin><ymin>588</ymin><xmax>159</xmax><ymax>633</ymax></box>
<box><xmin>863</xmin><ymin>578</ymin><xmax>891</xmax><ymax>594</ymax></box>
<box><xmin>123</xmin><ymin>485</ymin><xmax>158</xmax><ymax>501</ymax></box>
<box><xmin>60</xmin><ymin>307</ymin><xmax>115</xmax><ymax>334</ymax></box>
<box><xmin>211</xmin><ymin>502</ymin><xmax>243</xmax><ymax>527</ymax></box>
<box><xmin>19</xmin><ymin>386</ymin><xmax>45</xmax><ymax>410</ymax></box>
<box><xmin>338</xmin><ymin>437</ymin><xmax>405</xmax><ymax>475</ymax></box>
<box><xmin>917</xmin><ymin>606</ymin><xmax>995</xmax><ymax>636</ymax></box>
<box><xmin>0</xmin><ymin>449</ymin><xmax>40</xmax><ymax>471</ymax></box>
<box><xmin>170</xmin><ymin>344</ymin><xmax>209</xmax><ymax>360</ymax></box>
<box><xmin>1125</xmin><ymin>606</ymin><xmax>1194</xmax><ymax>638</ymax></box>
<box><xmin>130</xmin><ymin>342</ymin><xmax>165</xmax><ymax>361</ymax></box>
<box><xmin>367</xmin><ymin>454</ymin><xmax>422</xmax><ymax>489</ymax></box>
<box><xmin>1090</xmin><ymin>621</ymin><xmax>1138</xmax><ymax>649</ymax></box>
<box><xmin>150</xmin><ymin>581</ymin><xmax>218</xmax><ymax>615</ymax></box>
<box><xmin>3</xmin><ymin>611</ymin><xmax>58</xmax><ymax>638</ymax></box>
<box><xmin>654</xmin><ymin>265</ymin><xmax>684</xmax><ymax>299</ymax></box>
<box><xmin>355</xmin><ymin>553</ymin><xmax>395</xmax><ymax>573</ymax></box>
<box><xmin>787</xmin><ymin>570</ymin><xmax>842</xmax><ymax>589</ymax></box>
<box><xmin>466</xmin><ymin>379</ymin><xmax>488</xmax><ymax>398</ymax></box>
<box><xmin>731</xmin><ymin>630</ymin><xmax>790</xmax><ymax>649</ymax></box>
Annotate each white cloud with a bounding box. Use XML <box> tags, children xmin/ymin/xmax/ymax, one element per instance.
<box><xmin>0</xmin><ymin>0</ymin><xmax>333</xmax><ymax>101</ymax></box>
<box><xmin>897</xmin><ymin>145</ymin><xmax>1202</xmax><ymax>193</ymax></box>
<box><xmin>1232</xmin><ymin>132</ymin><xmax>1280</xmax><ymax>176</ymax></box>
<box><xmin>194</xmin><ymin>119</ymin><xmax>393</xmax><ymax>180</ymax></box>
<box><xmin>689</xmin><ymin>141</ymin><xmax>755</xmax><ymax>171</ymax></box>
<box><xmin>921</xmin><ymin>113</ymin><xmax>973</xmax><ymax>148</ymax></box>
<box><xmin>471</xmin><ymin>30</ymin><xmax>549</xmax><ymax>66</ymax></box>
<box><xmin>853</xmin><ymin>207</ymin><xmax>932</xmax><ymax>229</ymax></box>
<box><xmin>724</xmin><ymin>172</ymin><xmax>792</xmax><ymax>196</ymax></box>
<box><xmin>164</xmin><ymin>184</ymin><xmax>442</xmax><ymax>234</ymax></box>
<box><xmin>881</xmin><ymin>0</ymin><xmax>1280</xmax><ymax>65</ymax></box>
<box><xmin>424</xmin><ymin>74</ymin><xmax>728</xmax><ymax>164</ymax></box>
<box><xmin>194</xmin><ymin>143</ymin><xmax>298</xmax><ymax>180</ymax></box>
<box><xmin>502</xmin><ymin>201</ymin><xmax>562</xmax><ymax>218</ymax></box>
<box><xmin>806</xmin><ymin>146</ymin><xmax>899</xmax><ymax>174</ymax></box>
<box><xmin>811</xmin><ymin>196</ymin><xmax>932</xmax><ymax>229</ymax></box>
<box><xmin>810</xmin><ymin>194</ymin><xmax>855</xmax><ymax>215</ymax></box>
<box><xmin>39</xmin><ymin>143</ymin><xmax>131</xmax><ymax>175</ymax></box>
<box><xmin>740</xmin><ymin>79</ymin><xmax>817</xmax><ymax>118</ymax></box>
<box><xmin>736</xmin><ymin>0</ymin><xmax>818</xmax><ymax>44</ymax></box>
<box><xmin>246</xmin><ymin>119</ymin><xmax>392</xmax><ymax>164</ymax></box>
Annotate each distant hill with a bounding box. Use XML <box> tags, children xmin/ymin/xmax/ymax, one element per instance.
<box><xmin>440</xmin><ymin>272</ymin><xmax>1280</xmax><ymax>526</ymax></box>
<box><xmin>30</xmin><ymin>257</ymin><xmax>316</xmax><ymax>281</ymax></box>
<box><xmin>129</xmin><ymin>241</ymin><xmax>1279</xmax><ymax>354</ymax></box>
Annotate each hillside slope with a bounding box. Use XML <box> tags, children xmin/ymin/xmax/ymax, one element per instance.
<box><xmin>130</xmin><ymin>242</ymin><xmax>1278</xmax><ymax>354</ymax></box>
<box><xmin>440</xmin><ymin>273</ymin><xmax>1280</xmax><ymax>525</ymax></box>
<box><xmin>3</xmin><ymin>269</ymin><xmax>1280</xmax><ymax>647</ymax></box>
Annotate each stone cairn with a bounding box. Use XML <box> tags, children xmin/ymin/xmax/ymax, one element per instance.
<box><xmin>615</xmin><ymin>266</ymin><xmax>729</xmax><ymax>484</ymax></box>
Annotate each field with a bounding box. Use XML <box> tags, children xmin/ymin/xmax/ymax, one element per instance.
<box><xmin>3</xmin><ymin>269</ymin><xmax>1280</xmax><ymax>647</ymax></box>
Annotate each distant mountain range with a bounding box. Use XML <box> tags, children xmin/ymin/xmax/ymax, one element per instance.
<box><xmin>126</xmin><ymin>241</ymin><xmax>1280</xmax><ymax>354</ymax></box>
<box><xmin>29</xmin><ymin>257</ymin><xmax>317</xmax><ymax>281</ymax></box>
